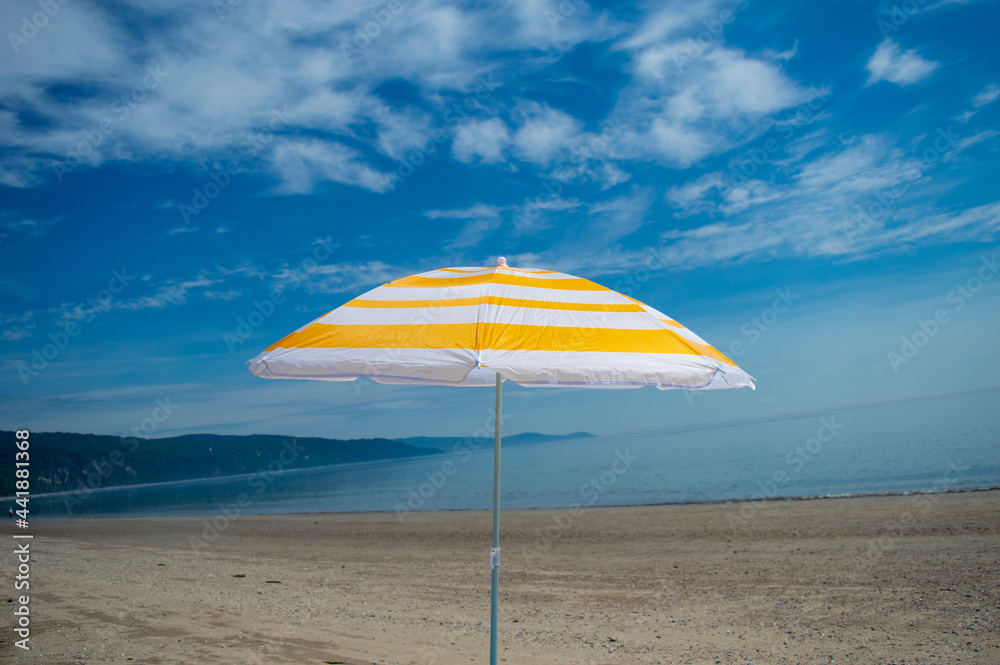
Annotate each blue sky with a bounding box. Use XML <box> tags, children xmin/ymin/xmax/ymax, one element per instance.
<box><xmin>1</xmin><ymin>0</ymin><xmax>998</xmax><ymax>442</ymax></box>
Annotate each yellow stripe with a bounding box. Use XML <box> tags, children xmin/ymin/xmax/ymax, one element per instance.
<box><xmin>264</xmin><ymin>323</ymin><xmax>477</xmax><ymax>353</ymax></box>
<box><xmin>386</xmin><ymin>273</ymin><xmax>609</xmax><ymax>291</ymax></box>
<box><xmin>657</xmin><ymin>317</ymin><xmax>687</xmax><ymax>330</ymax></box>
<box><xmin>343</xmin><ymin>296</ymin><xmax>643</xmax><ymax>313</ymax></box>
<box><xmin>265</xmin><ymin>322</ymin><xmax>736</xmax><ymax>366</ymax></box>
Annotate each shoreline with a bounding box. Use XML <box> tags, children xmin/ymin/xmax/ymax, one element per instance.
<box><xmin>22</xmin><ymin>482</ymin><xmax>1000</xmax><ymax>519</ymax></box>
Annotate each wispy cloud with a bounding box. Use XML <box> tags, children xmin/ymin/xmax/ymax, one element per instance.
<box><xmin>656</xmin><ymin>131</ymin><xmax>999</xmax><ymax>266</ymax></box>
<box><xmin>0</xmin><ymin>212</ymin><xmax>63</xmax><ymax>238</ymax></box>
<box><xmin>424</xmin><ymin>204</ymin><xmax>505</xmax><ymax>220</ymax></box>
<box><xmin>274</xmin><ymin>260</ymin><xmax>398</xmax><ymax>294</ymax></box>
<box><xmin>425</xmin><ymin>204</ymin><xmax>505</xmax><ymax>249</ymax></box>
<box><xmin>956</xmin><ymin>83</ymin><xmax>1000</xmax><ymax>123</ymax></box>
<box><xmin>866</xmin><ymin>40</ymin><xmax>938</xmax><ymax>86</ymax></box>
<box><xmin>0</xmin><ymin>312</ymin><xmax>35</xmax><ymax>341</ymax></box>
<box><xmin>971</xmin><ymin>83</ymin><xmax>1000</xmax><ymax>107</ymax></box>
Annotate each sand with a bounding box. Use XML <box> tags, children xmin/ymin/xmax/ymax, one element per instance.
<box><xmin>2</xmin><ymin>490</ymin><xmax>998</xmax><ymax>664</ymax></box>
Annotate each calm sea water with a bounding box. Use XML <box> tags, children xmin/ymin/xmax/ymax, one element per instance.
<box><xmin>30</xmin><ymin>389</ymin><xmax>1000</xmax><ymax>518</ymax></box>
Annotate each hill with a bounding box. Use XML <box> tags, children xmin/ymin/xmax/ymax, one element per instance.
<box><xmin>1</xmin><ymin>431</ymin><xmax>435</xmax><ymax>497</ymax></box>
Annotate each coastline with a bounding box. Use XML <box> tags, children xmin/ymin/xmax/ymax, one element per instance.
<box><xmin>20</xmin><ymin>482</ymin><xmax>1000</xmax><ymax>519</ymax></box>
<box><xmin>6</xmin><ymin>489</ymin><xmax>998</xmax><ymax>663</ymax></box>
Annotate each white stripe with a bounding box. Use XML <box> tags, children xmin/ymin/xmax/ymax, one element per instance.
<box><xmin>351</xmin><ymin>284</ymin><xmax>631</xmax><ymax>305</ymax></box>
<box><xmin>348</xmin><ymin>283</ymin><xmax>490</xmax><ymax>301</ymax></box>
<box><xmin>313</xmin><ymin>305</ymin><xmax>677</xmax><ymax>329</ymax></box>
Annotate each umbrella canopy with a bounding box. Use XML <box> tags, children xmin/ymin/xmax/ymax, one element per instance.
<box><xmin>248</xmin><ymin>258</ymin><xmax>754</xmax><ymax>390</ymax></box>
<box><xmin>248</xmin><ymin>257</ymin><xmax>754</xmax><ymax>665</ymax></box>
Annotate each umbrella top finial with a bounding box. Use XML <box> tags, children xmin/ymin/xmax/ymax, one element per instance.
<box><xmin>496</xmin><ymin>256</ymin><xmax>508</xmax><ymax>267</ymax></box>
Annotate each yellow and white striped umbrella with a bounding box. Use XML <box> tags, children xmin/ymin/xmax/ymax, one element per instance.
<box><xmin>248</xmin><ymin>258</ymin><xmax>754</xmax><ymax>391</ymax></box>
<box><xmin>248</xmin><ymin>257</ymin><xmax>753</xmax><ymax>665</ymax></box>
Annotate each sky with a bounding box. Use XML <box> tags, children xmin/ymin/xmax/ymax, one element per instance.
<box><xmin>1</xmin><ymin>0</ymin><xmax>998</xmax><ymax>443</ymax></box>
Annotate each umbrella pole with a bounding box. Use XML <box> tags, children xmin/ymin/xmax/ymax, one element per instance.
<box><xmin>489</xmin><ymin>371</ymin><xmax>502</xmax><ymax>665</ymax></box>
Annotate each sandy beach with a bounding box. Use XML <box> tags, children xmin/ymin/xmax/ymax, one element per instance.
<box><xmin>3</xmin><ymin>490</ymin><xmax>997</xmax><ymax>664</ymax></box>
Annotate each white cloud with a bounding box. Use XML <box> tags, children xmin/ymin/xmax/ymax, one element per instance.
<box><xmin>971</xmin><ymin>83</ymin><xmax>1000</xmax><ymax>108</ymax></box>
<box><xmin>116</xmin><ymin>274</ymin><xmax>222</xmax><ymax>312</ymax></box>
<box><xmin>448</xmin><ymin>216</ymin><xmax>504</xmax><ymax>249</ymax></box>
<box><xmin>512</xmin><ymin>103</ymin><xmax>584</xmax><ymax>165</ymax></box>
<box><xmin>0</xmin><ymin>0</ymin><xmax>506</xmax><ymax>189</ymax></box>
<box><xmin>512</xmin><ymin>193</ymin><xmax>583</xmax><ymax>235</ymax></box>
<box><xmin>957</xmin><ymin>83</ymin><xmax>1000</xmax><ymax>123</ymax></box>
<box><xmin>452</xmin><ymin>118</ymin><xmax>511</xmax><ymax>163</ymax></box>
<box><xmin>947</xmin><ymin>130</ymin><xmax>1000</xmax><ymax>157</ymax></box>
<box><xmin>424</xmin><ymin>204</ymin><xmax>505</xmax><ymax>220</ymax></box>
<box><xmin>649</xmin><ymin>131</ymin><xmax>1000</xmax><ymax>268</ymax></box>
<box><xmin>866</xmin><ymin>40</ymin><xmax>938</xmax><ymax>86</ymax></box>
<box><xmin>666</xmin><ymin>173</ymin><xmax>782</xmax><ymax>217</ymax></box>
<box><xmin>269</xmin><ymin>138</ymin><xmax>391</xmax><ymax>194</ymax></box>
<box><xmin>761</xmin><ymin>40</ymin><xmax>799</xmax><ymax>62</ymax></box>
<box><xmin>0</xmin><ymin>213</ymin><xmax>62</xmax><ymax>237</ymax></box>
<box><xmin>373</xmin><ymin>107</ymin><xmax>434</xmax><ymax>161</ymax></box>
<box><xmin>665</xmin><ymin>173</ymin><xmax>725</xmax><ymax>211</ymax></box>
<box><xmin>0</xmin><ymin>1</ymin><xmax>815</xmax><ymax>193</ymax></box>
<box><xmin>614</xmin><ymin>29</ymin><xmax>814</xmax><ymax>167</ymax></box>
<box><xmin>0</xmin><ymin>312</ymin><xmax>35</xmax><ymax>342</ymax></box>
<box><xmin>620</xmin><ymin>2</ymin><xmax>714</xmax><ymax>52</ymax></box>
<box><xmin>504</xmin><ymin>0</ymin><xmax>618</xmax><ymax>48</ymax></box>
<box><xmin>587</xmin><ymin>188</ymin><xmax>655</xmax><ymax>243</ymax></box>
<box><xmin>203</xmin><ymin>290</ymin><xmax>243</xmax><ymax>301</ymax></box>
<box><xmin>275</xmin><ymin>260</ymin><xmax>399</xmax><ymax>294</ymax></box>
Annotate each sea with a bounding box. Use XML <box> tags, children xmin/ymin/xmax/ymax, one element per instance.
<box><xmin>29</xmin><ymin>388</ymin><xmax>1000</xmax><ymax>519</ymax></box>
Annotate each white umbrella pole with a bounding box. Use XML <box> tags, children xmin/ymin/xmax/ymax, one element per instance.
<box><xmin>489</xmin><ymin>371</ymin><xmax>502</xmax><ymax>665</ymax></box>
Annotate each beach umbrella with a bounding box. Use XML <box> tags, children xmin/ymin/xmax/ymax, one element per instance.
<box><xmin>247</xmin><ymin>257</ymin><xmax>754</xmax><ymax>664</ymax></box>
